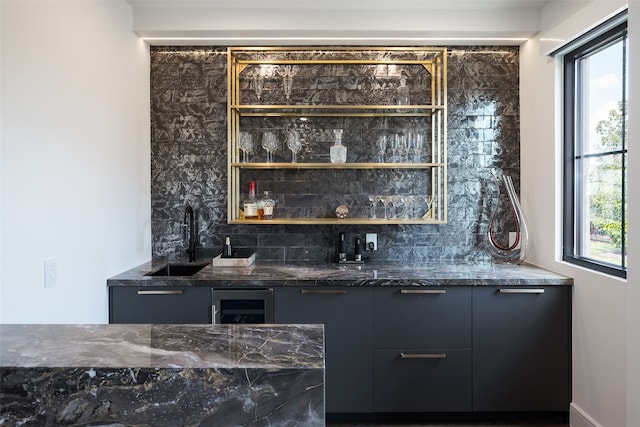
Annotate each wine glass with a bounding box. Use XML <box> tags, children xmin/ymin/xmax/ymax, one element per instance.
<box><xmin>391</xmin><ymin>134</ymin><xmax>400</xmax><ymax>162</ymax></box>
<box><xmin>282</xmin><ymin>66</ymin><xmax>294</xmax><ymax>102</ymax></box>
<box><xmin>238</xmin><ymin>132</ymin><xmax>253</xmax><ymax>163</ymax></box>
<box><xmin>286</xmin><ymin>130</ymin><xmax>302</xmax><ymax>163</ymax></box>
<box><xmin>398</xmin><ymin>195</ymin><xmax>409</xmax><ymax>219</ymax></box>
<box><xmin>261</xmin><ymin>131</ymin><xmax>278</xmax><ymax>162</ymax></box>
<box><xmin>405</xmin><ymin>132</ymin><xmax>416</xmax><ymax>163</ymax></box>
<box><xmin>253</xmin><ymin>73</ymin><xmax>264</xmax><ymax>101</ymax></box>
<box><xmin>380</xmin><ymin>196</ymin><xmax>391</xmax><ymax>220</ymax></box>
<box><xmin>414</xmin><ymin>133</ymin><xmax>424</xmax><ymax>163</ymax></box>
<box><xmin>376</xmin><ymin>135</ymin><xmax>387</xmax><ymax>163</ymax></box>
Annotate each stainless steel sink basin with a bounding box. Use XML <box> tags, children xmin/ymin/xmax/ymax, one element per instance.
<box><xmin>145</xmin><ymin>263</ymin><xmax>208</xmax><ymax>277</ymax></box>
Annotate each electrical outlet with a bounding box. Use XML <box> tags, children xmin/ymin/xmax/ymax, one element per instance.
<box><xmin>44</xmin><ymin>258</ymin><xmax>57</xmax><ymax>288</ymax></box>
<box><xmin>365</xmin><ymin>233</ymin><xmax>377</xmax><ymax>251</ymax></box>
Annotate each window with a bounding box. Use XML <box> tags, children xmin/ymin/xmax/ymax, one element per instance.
<box><xmin>562</xmin><ymin>12</ymin><xmax>628</xmax><ymax>278</ymax></box>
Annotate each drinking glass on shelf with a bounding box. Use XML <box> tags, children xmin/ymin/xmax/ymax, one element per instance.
<box><xmin>281</xmin><ymin>66</ymin><xmax>294</xmax><ymax>102</ymax></box>
<box><xmin>376</xmin><ymin>135</ymin><xmax>387</xmax><ymax>163</ymax></box>
<box><xmin>391</xmin><ymin>134</ymin><xmax>401</xmax><ymax>162</ymax></box>
<box><xmin>399</xmin><ymin>195</ymin><xmax>410</xmax><ymax>219</ymax></box>
<box><xmin>238</xmin><ymin>132</ymin><xmax>253</xmax><ymax>163</ymax></box>
<box><xmin>405</xmin><ymin>133</ymin><xmax>415</xmax><ymax>163</ymax></box>
<box><xmin>253</xmin><ymin>73</ymin><xmax>264</xmax><ymax>101</ymax></box>
<box><xmin>380</xmin><ymin>196</ymin><xmax>391</xmax><ymax>220</ymax></box>
<box><xmin>413</xmin><ymin>134</ymin><xmax>424</xmax><ymax>163</ymax></box>
<box><xmin>261</xmin><ymin>131</ymin><xmax>278</xmax><ymax>162</ymax></box>
<box><xmin>426</xmin><ymin>195</ymin><xmax>434</xmax><ymax>218</ymax></box>
<box><xmin>286</xmin><ymin>130</ymin><xmax>302</xmax><ymax>163</ymax></box>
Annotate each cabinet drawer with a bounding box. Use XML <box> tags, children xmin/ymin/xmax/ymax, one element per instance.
<box><xmin>374</xmin><ymin>348</ymin><xmax>472</xmax><ymax>412</ymax></box>
<box><xmin>109</xmin><ymin>287</ymin><xmax>212</xmax><ymax>324</ymax></box>
<box><xmin>374</xmin><ymin>287</ymin><xmax>471</xmax><ymax>349</ymax></box>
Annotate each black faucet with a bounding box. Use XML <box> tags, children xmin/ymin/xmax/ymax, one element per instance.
<box><xmin>184</xmin><ymin>205</ymin><xmax>196</xmax><ymax>262</ymax></box>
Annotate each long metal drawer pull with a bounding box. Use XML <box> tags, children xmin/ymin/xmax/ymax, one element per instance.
<box><xmin>400</xmin><ymin>289</ymin><xmax>446</xmax><ymax>294</ymax></box>
<box><xmin>400</xmin><ymin>353</ymin><xmax>447</xmax><ymax>359</ymax></box>
<box><xmin>137</xmin><ymin>290</ymin><xmax>184</xmax><ymax>295</ymax></box>
<box><xmin>301</xmin><ymin>289</ymin><xmax>347</xmax><ymax>295</ymax></box>
<box><xmin>498</xmin><ymin>289</ymin><xmax>545</xmax><ymax>294</ymax></box>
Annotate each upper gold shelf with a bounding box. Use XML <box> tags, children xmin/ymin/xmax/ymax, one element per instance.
<box><xmin>230</xmin><ymin>104</ymin><xmax>444</xmax><ymax>117</ymax></box>
<box><xmin>230</xmin><ymin>162</ymin><xmax>444</xmax><ymax>169</ymax></box>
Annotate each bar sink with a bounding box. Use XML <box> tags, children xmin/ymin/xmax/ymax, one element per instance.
<box><xmin>145</xmin><ymin>263</ymin><xmax>208</xmax><ymax>277</ymax></box>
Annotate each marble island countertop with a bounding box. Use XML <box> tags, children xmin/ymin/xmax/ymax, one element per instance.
<box><xmin>1</xmin><ymin>324</ymin><xmax>325</xmax><ymax>426</ymax></box>
<box><xmin>0</xmin><ymin>323</ymin><xmax>323</xmax><ymax>369</ymax></box>
<box><xmin>107</xmin><ymin>260</ymin><xmax>573</xmax><ymax>287</ymax></box>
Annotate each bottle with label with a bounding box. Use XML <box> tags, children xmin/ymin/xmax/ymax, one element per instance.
<box><xmin>261</xmin><ymin>191</ymin><xmax>275</xmax><ymax>220</ymax></box>
<box><xmin>222</xmin><ymin>236</ymin><xmax>233</xmax><ymax>257</ymax></box>
<box><xmin>243</xmin><ymin>181</ymin><xmax>259</xmax><ymax>219</ymax></box>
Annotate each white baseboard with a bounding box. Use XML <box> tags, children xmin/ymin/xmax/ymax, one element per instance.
<box><xmin>570</xmin><ymin>402</ymin><xmax>604</xmax><ymax>427</ymax></box>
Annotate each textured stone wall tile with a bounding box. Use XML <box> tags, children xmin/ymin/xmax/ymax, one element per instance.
<box><xmin>150</xmin><ymin>46</ymin><xmax>520</xmax><ymax>263</ymax></box>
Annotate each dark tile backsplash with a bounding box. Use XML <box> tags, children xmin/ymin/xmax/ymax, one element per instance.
<box><xmin>150</xmin><ymin>46</ymin><xmax>520</xmax><ymax>263</ymax></box>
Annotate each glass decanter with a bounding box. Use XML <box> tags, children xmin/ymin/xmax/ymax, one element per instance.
<box><xmin>330</xmin><ymin>129</ymin><xmax>347</xmax><ymax>163</ymax></box>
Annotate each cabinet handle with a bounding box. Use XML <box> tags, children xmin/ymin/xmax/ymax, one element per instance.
<box><xmin>400</xmin><ymin>289</ymin><xmax>446</xmax><ymax>294</ymax></box>
<box><xmin>300</xmin><ymin>289</ymin><xmax>347</xmax><ymax>295</ymax></box>
<box><xmin>211</xmin><ymin>305</ymin><xmax>217</xmax><ymax>325</ymax></box>
<box><xmin>498</xmin><ymin>289</ymin><xmax>545</xmax><ymax>294</ymax></box>
<box><xmin>137</xmin><ymin>290</ymin><xmax>184</xmax><ymax>295</ymax></box>
<box><xmin>400</xmin><ymin>352</ymin><xmax>447</xmax><ymax>359</ymax></box>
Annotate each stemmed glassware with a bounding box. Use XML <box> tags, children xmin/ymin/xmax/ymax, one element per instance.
<box><xmin>413</xmin><ymin>133</ymin><xmax>424</xmax><ymax>163</ymax></box>
<box><xmin>261</xmin><ymin>131</ymin><xmax>278</xmax><ymax>162</ymax></box>
<box><xmin>286</xmin><ymin>130</ymin><xmax>302</xmax><ymax>163</ymax></box>
<box><xmin>377</xmin><ymin>135</ymin><xmax>387</xmax><ymax>163</ymax></box>
<box><xmin>282</xmin><ymin>66</ymin><xmax>294</xmax><ymax>102</ymax></box>
<box><xmin>391</xmin><ymin>134</ymin><xmax>401</xmax><ymax>162</ymax></box>
<box><xmin>368</xmin><ymin>195</ymin><xmax>384</xmax><ymax>219</ymax></box>
<box><xmin>238</xmin><ymin>132</ymin><xmax>253</xmax><ymax>163</ymax></box>
<box><xmin>380</xmin><ymin>196</ymin><xmax>391</xmax><ymax>220</ymax></box>
<box><xmin>253</xmin><ymin>72</ymin><xmax>264</xmax><ymax>101</ymax></box>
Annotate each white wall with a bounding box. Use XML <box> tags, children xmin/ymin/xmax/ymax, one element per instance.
<box><xmin>520</xmin><ymin>1</ymin><xmax>633</xmax><ymax>426</ymax></box>
<box><xmin>626</xmin><ymin>3</ymin><xmax>640</xmax><ymax>427</ymax></box>
<box><xmin>0</xmin><ymin>0</ymin><xmax>151</xmax><ymax>323</ymax></box>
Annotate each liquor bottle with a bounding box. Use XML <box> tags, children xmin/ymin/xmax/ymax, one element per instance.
<box><xmin>243</xmin><ymin>181</ymin><xmax>259</xmax><ymax>219</ymax></box>
<box><xmin>222</xmin><ymin>236</ymin><xmax>233</xmax><ymax>257</ymax></box>
<box><xmin>261</xmin><ymin>191</ymin><xmax>275</xmax><ymax>220</ymax></box>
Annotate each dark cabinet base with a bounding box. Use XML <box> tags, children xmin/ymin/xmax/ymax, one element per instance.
<box><xmin>374</xmin><ymin>349</ymin><xmax>472</xmax><ymax>412</ymax></box>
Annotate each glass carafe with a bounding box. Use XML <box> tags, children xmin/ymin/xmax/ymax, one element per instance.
<box><xmin>330</xmin><ymin>129</ymin><xmax>347</xmax><ymax>163</ymax></box>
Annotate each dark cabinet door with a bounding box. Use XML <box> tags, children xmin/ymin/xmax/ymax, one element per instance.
<box><xmin>473</xmin><ymin>286</ymin><xmax>571</xmax><ymax>412</ymax></box>
<box><xmin>109</xmin><ymin>287</ymin><xmax>212</xmax><ymax>324</ymax></box>
<box><xmin>274</xmin><ymin>287</ymin><xmax>373</xmax><ymax>413</ymax></box>
<box><xmin>373</xmin><ymin>287</ymin><xmax>472</xmax><ymax>412</ymax></box>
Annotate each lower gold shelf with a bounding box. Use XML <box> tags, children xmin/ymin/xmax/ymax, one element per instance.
<box><xmin>229</xmin><ymin>217</ymin><xmax>444</xmax><ymax>225</ymax></box>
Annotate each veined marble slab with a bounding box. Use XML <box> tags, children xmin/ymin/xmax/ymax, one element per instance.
<box><xmin>108</xmin><ymin>260</ymin><xmax>573</xmax><ymax>288</ymax></box>
<box><xmin>0</xmin><ymin>324</ymin><xmax>324</xmax><ymax>426</ymax></box>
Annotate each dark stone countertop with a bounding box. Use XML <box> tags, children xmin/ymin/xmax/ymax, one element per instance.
<box><xmin>1</xmin><ymin>324</ymin><xmax>325</xmax><ymax>426</ymax></box>
<box><xmin>0</xmin><ymin>323</ymin><xmax>323</xmax><ymax>369</ymax></box>
<box><xmin>107</xmin><ymin>260</ymin><xmax>573</xmax><ymax>287</ymax></box>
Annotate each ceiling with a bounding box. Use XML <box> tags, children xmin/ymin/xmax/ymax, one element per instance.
<box><xmin>126</xmin><ymin>0</ymin><xmax>552</xmax><ymax>45</ymax></box>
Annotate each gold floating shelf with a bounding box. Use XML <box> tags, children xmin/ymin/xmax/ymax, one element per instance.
<box><xmin>231</xmin><ymin>162</ymin><xmax>444</xmax><ymax>169</ymax></box>
<box><xmin>230</xmin><ymin>218</ymin><xmax>444</xmax><ymax>225</ymax></box>
<box><xmin>227</xmin><ymin>46</ymin><xmax>447</xmax><ymax>225</ymax></box>
<box><xmin>232</xmin><ymin>105</ymin><xmax>444</xmax><ymax>118</ymax></box>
